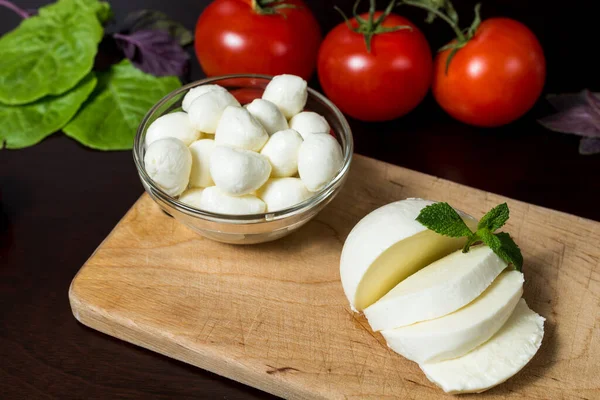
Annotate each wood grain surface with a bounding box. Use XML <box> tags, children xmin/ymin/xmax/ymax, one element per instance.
<box><xmin>69</xmin><ymin>155</ymin><xmax>600</xmax><ymax>400</ymax></box>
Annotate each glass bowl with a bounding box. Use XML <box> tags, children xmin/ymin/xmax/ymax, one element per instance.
<box><xmin>133</xmin><ymin>74</ymin><xmax>353</xmax><ymax>245</ymax></box>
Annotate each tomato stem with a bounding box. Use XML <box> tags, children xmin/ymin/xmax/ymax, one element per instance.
<box><xmin>403</xmin><ymin>1</ymin><xmax>465</xmax><ymax>41</ymax></box>
<box><xmin>251</xmin><ymin>0</ymin><xmax>298</xmax><ymax>16</ymax></box>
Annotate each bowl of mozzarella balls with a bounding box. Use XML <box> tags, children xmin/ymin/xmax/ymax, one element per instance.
<box><xmin>133</xmin><ymin>74</ymin><xmax>353</xmax><ymax>244</ymax></box>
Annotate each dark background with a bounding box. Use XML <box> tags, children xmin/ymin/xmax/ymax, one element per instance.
<box><xmin>1</xmin><ymin>0</ymin><xmax>598</xmax><ymax>398</ymax></box>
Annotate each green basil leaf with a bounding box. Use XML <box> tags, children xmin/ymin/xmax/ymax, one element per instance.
<box><xmin>63</xmin><ymin>60</ymin><xmax>180</xmax><ymax>151</ymax></box>
<box><xmin>0</xmin><ymin>0</ymin><xmax>105</xmax><ymax>105</ymax></box>
<box><xmin>0</xmin><ymin>74</ymin><xmax>97</xmax><ymax>150</ymax></box>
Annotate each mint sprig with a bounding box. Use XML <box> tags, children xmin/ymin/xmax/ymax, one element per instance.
<box><xmin>416</xmin><ymin>202</ymin><xmax>523</xmax><ymax>271</ymax></box>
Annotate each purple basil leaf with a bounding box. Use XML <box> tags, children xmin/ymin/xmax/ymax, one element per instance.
<box><xmin>546</xmin><ymin>92</ymin><xmax>586</xmax><ymax>111</ymax></box>
<box><xmin>122</xmin><ymin>9</ymin><xmax>193</xmax><ymax>46</ymax></box>
<box><xmin>538</xmin><ymin>105</ymin><xmax>600</xmax><ymax>138</ymax></box>
<box><xmin>0</xmin><ymin>0</ymin><xmax>32</xmax><ymax>19</ymax></box>
<box><xmin>584</xmin><ymin>90</ymin><xmax>600</xmax><ymax>116</ymax></box>
<box><xmin>579</xmin><ymin>138</ymin><xmax>600</xmax><ymax>155</ymax></box>
<box><xmin>114</xmin><ymin>30</ymin><xmax>189</xmax><ymax>77</ymax></box>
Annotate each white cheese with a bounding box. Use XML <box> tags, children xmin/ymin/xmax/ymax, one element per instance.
<box><xmin>215</xmin><ymin>106</ymin><xmax>269</xmax><ymax>151</ymax></box>
<box><xmin>289</xmin><ymin>111</ymin><xmax>331</xmax><ymax>139</ymax></box>
<box><xmin>143</xmin><ymin>137</ymin><xmax>192</xmax><ymax>197</ymax></box>
<box><xmin>188</xmin><ymin>90</ymin><xmax>240</xmax><ymax>134</ymax></box>
<box><xmin>198</xmin><ymin>186</ymin><xmax>266</xmax><ymax>215</ymax></box>
<box><xmin>297</xmin><ymin>133</ymin><xmax>343</xmax><ymax>192</ymax></box>
<box><xmin>145</xmin><ymin>111</ymin><xmax>201</xmax><ymax>147</ymax></box>
<box><xmin>420</xmin><ymin>299</ymin><xmax>545</xmax><ymax>394</ymax></box>
<box><xmin>178</xmin><ymin>187</ymin><xmax>204</xmax><ymax>208</ymax></box>
<box><xmin>262</xmin><ymin>74</ymin><xmax>308</xmax><ymax>118</ymax></box>
<box><xmin>182</xmin><ymin>84</ymin><xmax>227</xmax><ymax>112</ymax></box>
<box><xmin>257</xmin><ymin>178</ymin><xmax>312</xmax><ymax>212</ymax></box>
<box><xmin>382</xmin><ymin>270</ymin><xmax>524</xmax><ymax>363</ymax></box>
<box><xmin>189</xmin><ymin>139</ymin><xmax>216</xmax><ymax>188</ymax></box>
<box><xmin>209</xmin><ymin>145</ymin><xmax>271</xmax><ymax>196</ymax></box>
<box><xmin>245</xmin><ymin>98</ymin><xmax>289</xmax><ymax>135</ymax></box>
<box><xmin>260</xmin><ymin>129</ymin><xmax>303</xmax><ymax>178</ymax></box>
<box><xmin>365</xmin><ymin>245</ymin><xmax>507</xmax><ymax>331</ymax></box>
<box><xmin>340</xmin><ymin>199</ymin><xmax>476</xmax><ymax>311</ymax></box>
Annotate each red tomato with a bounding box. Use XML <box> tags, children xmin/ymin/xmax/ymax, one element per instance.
<box><xmin>317</xmin><ymin>12</ymin><xmax>432</xmax><ymax>122</ymax></box>
<box><xmin>433</xmin><ymin>18</ymin><xmax>546</xmax><ymax>127</ymax></box>
<box><xmin>195</xmin><ymin>0</ymin><xmax>322</xmax><ymax>80</ymax></box>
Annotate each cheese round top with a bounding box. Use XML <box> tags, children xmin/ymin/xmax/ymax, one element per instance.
<box><xmin>260</xmin><ymin>129</ymin><xmax>303</xmax><ymax>178</ymax></box>
<box><xmin>188</xmin><ymin>90</ymin><xmax>240</xmax><ymax>133</ymax></box>
<box><xmin>199</xmin><ymin>186</ymin><xmax>266</xmax><ymax>215</ymax></box>
<box><xmin>257</xmin><ymin>178</ymin><xmax>312</xmax><ymax>212</ymax></box>
<box><xmin>145</xmin><ymin>111</ymin><xmax>201</xmax><ymax>147</ymax></box>
<box><xmin>262</xmin><ymin>74</ymin><xmax>308</xmax><ymax>119</ymax></box>
<box><xmin>182</xmin><ymin>84</ymin><xmax>227</xmax><ymax>112</ymax></box>
<box><xmin>289</xmin><ymin>111</ymin><xmax>331</xmax><ymax>139</ymax></box>
<box><xmin>298</xmin><ymin>133</ymin><xmax>343</xmax><ymax>192</ymax></box>
<box><xmin>215</xmin><ymin>106</ymin><xmax>269</xmax><ymax>151</ymax></box>
<box><xmin>189</xmin><ymin>139</ymin><xmax>216</xmax><ymax>188</ymax></box>
<box><xmin>209</xmin><ymin>145</ymin><xmax>271</xmax><ymax>196</ymax></box>
<box><xmin>245</xmin><ymin>98</ymin><xmax>289</xmax><ymax>135</ymax></box>
<box><xmin>144</xmin><ymin>137</ymin><xmax>192</xmax><ymax>197</ymax></box>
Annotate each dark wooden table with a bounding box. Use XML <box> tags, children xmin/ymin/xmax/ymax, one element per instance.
<box><xmin>1</xmin><ymin>0</ymin><xmax>598</xmax><ymax>398</ymax></box>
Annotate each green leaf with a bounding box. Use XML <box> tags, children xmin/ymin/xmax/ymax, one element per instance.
<box><xmin>0</xmin><ymin>0</ymin><xmax>104</xmax><ymax>105</ymax></box>
<box><xmin>477</xmin><ymin>202</ymin><xmax>509</xmax><ymax>232</ymax></box>
<box><xmin>61</xmin><ymin>0</ymin><xmax>112</xmax><ymax>23</ymax></box>
<box><xmin>63</xmin><ymin>60</ymin><xmax>181</xmax><ymax>151</ymax></box>
<box><xmin>416</xmin><ymin>202</ymin><xmax>474</xmax><ymax>238</ymax></box>
<box><xmin>479</xmin><ymin>230</ymin><xmax>523</xmax><ymax>271</ymax></box>
<box><xmin>0</xmin><ymin>74</ymin><xmax>97</xmax><ymax>150</ymax></box>
<box><xmin>123</xmin><ymin>10</ymin><xmax>193</xmax><ymax>46</ymax></box>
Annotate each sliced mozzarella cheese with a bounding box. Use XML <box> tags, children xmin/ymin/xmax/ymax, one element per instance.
<box><xmin>289</xmin><ymin>111</ymin><xmax>331</xmax><ymax>139</ymax></box>
<box><xmin>182</xmin><ymin>84</ymin><xmax>227</xmax><ymax>112</ymax></box>
<box><xmin>245</xmin><ymin>98</ymin><xmax>289</xmax><ymax>135</ymax></box>
<box><xmin>145</xmin><ymin>111</ymin><xmax>201</xmax><ymax>147</ymax></box>
<box><xmin>198</xmin><ymin>186</ymin><xmax>266</xmax><ymax>215</ymax></box>
<box><xmin>260</xmin><ymin>129</ymin><xmax>303</xmax><ymax>178</ymax></box>
<box><xmin>189</xmin><ymin>139</ymin><xmax>216</xmax><ymax>188</ymax></box>
<box><xmin>340</xmin><ymin>199</ymin><xmax>476</xmax><ymax>311</ymax></box>
<box><xmin>214</xmin><ymin>106</ymin><xmax>269</xmax><ymax>151</ymax></box>
<box><xmin>144</xmin><ymin>137</ymin><xmax>192</xmax><ymax>197</ymax></box>
<box><xmin>188</xmin><ymin>90</ymin><xmax>240</xmax><ymax>134</ymax></box>
<box><xmin>257</xmin><ymin>178</ymin><xmax>311</xmax><ymax>212</ymax></box>
<box><xmin>365</xmin><ymin>245</ymin><xmax>507</xmax><ymax>331</ymax></box>
<box><xmin>298</xmin><ymin>133</ymin><xmax>343</xmax><ymax>192</ymax></box>
<box><xmin>382</xmin><ymin>270</ymin><xmax>524</xmax><ymax>363</ymax></box>
<box><xmin>178</xmin><ymin>187</ymin><xmax>204</xmax><ymax>208</ymax></box>
<box><xmin>262</xmin><ymin>74</ymin><xmax>308</xmax><ymax>118</ymax></box>
<box><xmin>421</xmin><ymin>299</ymin><xmax>545</xmax><ymax>394</ymax></box>
<box><xmin>209</xmin><ymin>146</ymin><xmax>271</xmax><ymax>196</ymax></box>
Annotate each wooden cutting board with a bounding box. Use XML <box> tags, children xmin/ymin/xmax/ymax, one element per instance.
<box><xmin>69</xmin><ymin>155</ymin><xmax>600</xmax><ymax>400</ymax></box>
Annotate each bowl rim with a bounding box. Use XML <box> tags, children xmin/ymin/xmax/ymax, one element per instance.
<box><xmin>133</xmin><ymin>73</ymin><xmax>354</xmax><ymax>224</ymax></box>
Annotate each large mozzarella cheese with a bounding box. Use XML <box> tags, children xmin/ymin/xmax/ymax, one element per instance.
<box><xmin>297</xmin><ymin>133</ymin><xmax>343</xmax><ymax>192</ymax></box>
<box><xmin>289</xmin><ymin>111</ymin><xmax>331</xmax><ymax>139</ymax></box>
<box><xmin>382</xmin><ymin>270</ymin><xmax>523</xmax><ymax>363</ymax></box>
<box><xmin>215</xmin><ymin>106</ymin><xmax>269</xmax><ymax>151</ymax></box>
<box><xmin>144</xmin><ymin>137</ymin><xmax>192</xmax><ymax>197</ymax></box>
<box><xmin>340</xmin><ymin>199</ymin><xmax>476</xmax><ymax>311</ymax></box>
<box><xmin>257</xmin><ymin>178</ymin><xmax>311</xmax><ymax>212</ymax></box>
<box><xmin>209</xmin><ymin>145</ymin><xmax>271</xmax><ymax>196</ymax></box>
<box><xmin>262</xmin><ymin>74</ymin><xmax>308</xmax><ymax>118</ymax></box>
<box><xmin>189</xmin><ymin>139</ymin><xmax>216</xmax><ymax>188</ymax></box>
<box><xmin>182</xmin><ymin>84</ymin><xmax>227</xmax><ymax>112</ymax></box>
<box><xmin>245</xmin><ymin>98</ymin><xmax>289</xmax><ymax>135</ymax></box>
<box><xmin>178</xmin><ymin>187</ymin><xmax>204</xmax><ymax>208</ymax></box>
<box><xmin>145</xmin><ymin>111</ymin><xmax>201</xmax><ymax>147</ymax></box>
<box><xmin>188</xmin><ymin>90</ymin><xmax>240</xmax><ymax>133</ymax></box>
<box><xmin>260</xmin><ymin>129</ymin><xmax>303</xmax><ymax>178</ymax></box>
<box><xmin>365</xmin><ymin>245</ymin><xmax>507</xmax><ymax>331</ymax></box>
<box><xmin>420</xmin><ymin>299</ymin><xmax>545</xmax><ymax>394</ymax></box>
<box><xmin>198</xmin><ymin>186</ymin><xmax>266</xmax><ymax>215</ymax></box>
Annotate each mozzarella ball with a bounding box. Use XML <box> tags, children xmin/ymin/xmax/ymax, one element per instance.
<box><xmin>182</xmin><ymin>84</ymin><xmax>227</xmax><ymax>112</ymax></box>
<box><xmin>144</xmin><ymin>137</ymin><xmax>192</xmax><ymax>197</ymax></box>
<box><xmin>262</xmin><ymin>74</ymin><xmax>308</xmax><ymax>119</ymax></box>
<box><xmin>245</xmin><ymin>98</ymin><xmax>289</xmax><ymax>135</ymax></box>
<box><xmin>210</xmin><ymin>146</ymin><xmax>271</xmax><ymax>196</ymax></box>
<box><xmin>189</xmin><ymin>139</ymin><xmax>216</xmax><ymax>188</ymax></box>
<box><xmin>178</xmin><ymin>188</ymin><xmax>204</xmax><ymax>208</ymax></box>
<box><xmin>260</xmin><ymin>129</ymin><xmax>303</xmax><ymax>178</ymax></box>
<box><xmin>298</xmin><ymin>133</ymin><xmax>343</xmax><ymax>192</ymax></box>
<box><xmin>289</xmin><ymin>111</ymin><xmax>331</xmax><ymax>139</ymax></box>
<box><xmin>188</xmin><ymin>90</ymin><xmax>240</xmax><ymax>133</ymax></box>
<box><xmin>145</xmin><ymin>112</ymin><xmax>201</xmax><ymax>147</ymax></box>
<box><xmin>215</xmin><ymin>106</ymin><xmax>269</xmax><ymax>151</ymax></box>
<box><xmin>257</xmin><ymin>178</ymin><xmax>312</xmax><ymax>212</ymax></box>
<box><xmin>198</xmin><ymin>186</ymin><xmax>266</xmax><ymax>215</ymax></box>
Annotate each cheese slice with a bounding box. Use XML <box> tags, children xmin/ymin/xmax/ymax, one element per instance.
<box><xmin>420</xmin><ymin>299</ymin><xmax>545</xmax><ymax>394</ymax></box>
<box><xmin>365</xmin><ymin>245</ymin><xmax>507</xmax><ymax>331</ymax></box>
<box><xmin>381</xmin><ymin>270</ymin><xmax>523</xmax><ymax>363</ymax></box>
<box><xmin>340</xmin><ymin>199</ymin><xmax>476</xmax><ymax>311</ymax></box>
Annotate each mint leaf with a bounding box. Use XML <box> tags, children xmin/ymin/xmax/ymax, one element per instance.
<box><xmin>63</xmin><ymin>60</ymin><xmax>180</xmax><ymax>150</ymax></box>
<box><xmin>494</xmin><ymin>232</ymin><xmax>523</xmax><ymax>272</ymax></box>
<box><xmin>0</xmin><ymin>74</ymin><xmax>97</xmax><ymax>149</ymax></box>
<box><xmin>0</xmin><ymin>0</ymin><xmax>105</xmax><ymax>105</ymax></box>
<box><xmin>477</xmin><ymin>202</ymin><xmax>509</xmax><ymax>232</ymax></box>
<box><xmin>416</xmin><ymin>202</ymin><xmax>474</xmax><ymax>238</ymax></box>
